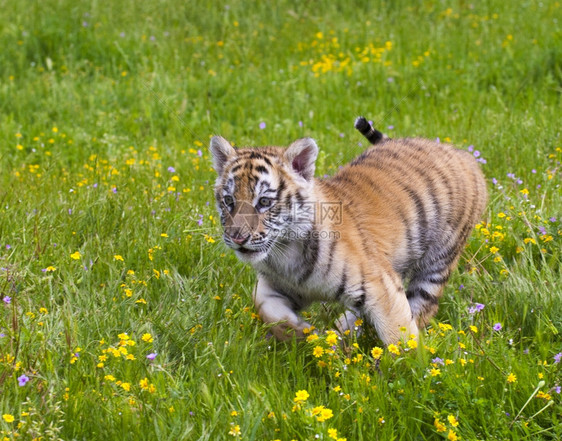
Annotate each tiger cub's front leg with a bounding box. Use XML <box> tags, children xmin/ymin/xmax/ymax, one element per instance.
<box><xmin>253</xmin><ymin>276</ymin><xmax>312</xmax><ymax>341</ymax></box>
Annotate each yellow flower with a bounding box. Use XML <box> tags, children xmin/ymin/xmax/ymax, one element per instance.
<box><xmin>434</xmin><ymin>418</ymin><xmax>446</xmax><ymax>432</ymax></box>
<box><xmin>507</xmin><ymin>373</ymin><xmax>517</xmax><ymax>383</ymax></box>
<box><xmin>306</xmin><ymin>333</ymin><xmax>319</xmax><ymax>342</ymax></box>
<box><xmin>489</xmin><ymin>246</ymin><xmax>499</xmax><ymax>254</ymax></box>
<box><xmin>114</xmin><ymin>255</ymin><xmax>124</xmax><ymax>261</ymax></box>
<box><xmin>447</xmin><ymin>415</ymin><xmax>459</xmax><ymax>427</ymax></box>
<box><xmin>70</xmin><ymin>251</ymin><xmax>81</xmax><ymax>260</ymax></box>
<box><xmin>371</xmin><ymin>347</ymin><xmax>383</xmax><ymax>359</ymax></box>
<box><xmin>313</xmin><ymin>346</ymin><xmax>324</xmax><ymax>358</ymax></box>
<box><xmin>142</xmin><ymin>333</ymin><xmax>154</xmax><ymax>343</ymax></box>
<box><xmin>228</xmin><ymin>424</ymin><xmax>241</xmax><ymax>437</ymax></box>
<box><xmin>447</xmin><ymin>430</ymin><xmax>458</xmax><ymax>441</ymax></box>
<box><xmin>317</xmin><ymin>407</ymin><xmax>333</xmax><ymax>422</ymax></box>
<box><xmin>2</xmin><ymin>414</ymin><xmax>15</xmax><ymax>423</ymax></box>
<box><xmin>387</xmin><ymin>344</ymin><xmax>400</xmax><ymax>355</ymax></box>
<box><xmin>328</xmin><ymin>428</ymin><xmax>338</xmax><ymax>440</ymax></box>
<box><xmin>430</xmin><ymin>368</ymin><xmax>441</xmax><ymax>377</ymax></box>
<box><xmin>536</xmin><ymin>391</ymin><xmax>551</xmax><ymax>401</ymax></box>
<box><xmin>294</xmin><ymin>390</ymin><xmax>310</xmax><ymax>403</ymax></box>
<box><xmin>139</xmin><ymin>377</ymin><xmax>149</xmax><ymax>390</ymax></box>
<box><xmin>325</xmin><ymin>331</ymin><xmax>338</xmax><ymax>345</ymax></box>
<box><xmin>407</xmin><ymin>339</ymin><xmax>418</xmax><ymax>349</ymax></box>
<box><xmin>204</xmin><ymin>234</ymin><xmax>216</xmax><ymax>243</ymax></box>
<box><xmin>121</xmin><ymin>382</ymin><xmax>131</xmax><ymax>391</ymax></box>
<box><xmin>469</xmin><ymin>325</ymin><xmax>478</xmax><ymax>333</ymax></box>
<box><xmin>230</xmin><ymin>410</ymin><xmax>238</xmax><ymax>417</ymax></box>
<box><xmin>45</xmin><ymin>266</ymin><xmax>56</xmax><ymax>272</ymax></box>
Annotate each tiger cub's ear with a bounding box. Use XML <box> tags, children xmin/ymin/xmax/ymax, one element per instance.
<box><xmin>210</xmin><ymin>136</ymin><xmax>236</xmax><ymax>175</ymax></box>
<box><xmin>284</xmin><ymin>137</ymin><xmax>318</xmax><ymax>181</ymax></box>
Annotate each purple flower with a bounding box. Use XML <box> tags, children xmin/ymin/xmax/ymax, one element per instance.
<box><xmin>539</xmin><ymin>226</ymin><xmax>547</xmax><ymax>235</ymax></box>
<box><xmin>387</xmin><ymin>125</ymin><xmax>394</xmax><ymax>130</ymax></box>
<box><xmin>459</xmin><ymin>284</ymin><xmax>464</xmax><ymax>290</ymax></box>
<box><xmin>197</xmin><ymin>214</ymin><xmax>204</xmax><ymax>226</ymax></box>
<box><xmin>259</xmin><ymin>122</ymin><xmax>266</xmax><ymax>130</ymax></box>
<box><xmin>435</xmin><ymin>137</ymin><xmax>440</xmax><ymax>143</ymax></box>
<box><xmin>431</xmin><ymin>357</ymin><xmax>444</xmax><ymax>366</ymax></box>
<box><xmin>532</xmin><ymin>169</ymin><xmax>536</xmax><ymax>174</ymax></box>
<box><xmin>167</xmin><ymin>166</ymin><xmax>176</xmax><ymax>173</ymax></box>
<box><xmin>197</xmin><ymin>150</ymin><xmax>202</xmax><ymax>157</ymax></box>
<box><xmin>554</xmin><ymin>386</ymin><xmax>561</xmax><ymax>394</ymax></box>
<box><xmin>493</xmin><ymin>323</ymin><xmax>502</xmax><ymax>331</ymax></box>
<box><xmin>3</xmin><ymin>296</ymin><xmax>11</xmax><ymax>304</ymax></box>
<box><xmin>477</xmin><ymin>158</ymin><xmax>487</xmax><ymax>164</ymax></box>
<box><xmin>507</xmin><ymin>173</ymin><xmax>515</xmax><ymax>179</ymax></box>
<box><xmin>516</xmin><ymin>179</ymin><xmax>523</xmax><ymax>185</ymax></box>
<box><xmin>475</xmin><ymin>303</ymin><xmax>485</xmax><ymax>311</ymax></box>
<box><xmin>473</xmin><ymin>150</ymin><xmax>480</xmax><ymax>158</ymax></box>
<box><xmin>6</xmin><ymin>244</ymin><xmax>11</xmax><ymax>249</ymax></box>
<box><xmin>549</xmin><ymin>217</ymin><xmax>557</xmax><ymax>223</ymax></box>
<box><xmin>0</xmin><ymin>333</ymin><xmax>5</xmax><ymax>338</ymax></box>
<box><xmin>146</xmin><ymin>352</ymin><xmax>157</xmax><ymax>360</ymax></box>
<box><xmin>17</xmin><ymin>374</ymin><xmax>30</xmax><ymax>386</ymax></box>
<box><xmin>112</xmin><ymin>187</ymin><xmax>117</xmax><ymax>194</ymax></box>
<box><xmin>467</xmin><ymin>145</ymin><xmax>474</xmax><ymax>152</ymax></box>
<box><xmin>298</xmin><ymin>121</ymin><xmax>303</xmax><ymax>127</ymax></box>
<box><xmin>492</xmin><ymin>178</ymin><xmax>498</xmax><ymax>185</ymax></box>
<box><xmin>339</xmin><ymin>133</ymin><xmax>345</xmax><ymax>138</ymax></box>
<box><xmin>554</xmin><ymin>352</ymin><xmax>562</xmax><ymax>364</ymax></box>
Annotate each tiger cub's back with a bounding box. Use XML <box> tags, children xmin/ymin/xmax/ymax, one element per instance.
<box><xmin>321</xmin><ymin>137</ymin><xmax>487</xmax><ymax>325</ymax></box>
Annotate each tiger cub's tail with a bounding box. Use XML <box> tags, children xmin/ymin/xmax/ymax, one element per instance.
<box><xmin>354</xmin><ymin>116</ymin><xmax>388</xmax><ymax>145</ymax></box>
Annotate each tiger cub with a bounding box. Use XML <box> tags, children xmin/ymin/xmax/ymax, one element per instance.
<box><xmin>210</xmin><ymin>118</ymin><xmax>487</xmax><ymax>344</ymax></box>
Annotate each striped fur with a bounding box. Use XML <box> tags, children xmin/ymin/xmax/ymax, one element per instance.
<box><xmin>210</xmin><ymin>122</ymin><xmax>487</xmax><ymax>344</ymax></box>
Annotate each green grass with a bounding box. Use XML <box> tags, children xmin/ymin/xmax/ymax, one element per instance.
<box><xmin>0</xmin><ymin>0</ymin><xmax>561</xmax><ymax>439</ymax></box>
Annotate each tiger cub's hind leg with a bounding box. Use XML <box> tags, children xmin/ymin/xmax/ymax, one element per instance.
<box><xmin>359</xmin><ymin>268</ymin><xmax>419</xmax><ymax>345</ymax></box>
<box><xmin>406</xmin><ymin>274</ymin><xmax>447</xmax><ymax>328</ymax></box>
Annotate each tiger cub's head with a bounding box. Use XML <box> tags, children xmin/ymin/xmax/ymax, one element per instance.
<box><xmin>210</xmin><ymin>136</ymin><xmax>318</xmax><ymax>263</ymax></box>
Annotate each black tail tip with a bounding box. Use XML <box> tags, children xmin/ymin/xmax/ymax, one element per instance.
<box><xmin>354</xmin><ymin>116</ymin><xmax>371</xmax><ymax>132</ymax></box>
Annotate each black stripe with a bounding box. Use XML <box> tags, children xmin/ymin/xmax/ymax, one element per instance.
<box><xmin>354</xmin><ymin>275</ymin><xmax>366</xmax><ymax>308</ymax></box>
<box><xmin>406</xmin><ymin>288</ymin><xmax>439</xmax><ymax>305</ymax></box>
<box><xmin>255</xmin><ymin>165</ymin><xmax>269</xmax><ymax>174</ymax></box>
<box><xmin>335</xmin><ymin>268</ymin><xmax>347</xmax><ymax>300</ymax></box>
<box><xmin>298</xmin><ymin>227</ymin><xmax>320</xmax><ymax>283</ymax></box>
<box><xmin>323</xmin><ymin>240</ymin><xmax>338</xmax><ymax>277</ymax></box>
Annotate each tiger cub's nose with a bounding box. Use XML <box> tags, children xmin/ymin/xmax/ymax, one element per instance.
<box><xmin>229</xmin><ymin>232</ymin><xmax>250</xmax><ymax>245</ymax></box>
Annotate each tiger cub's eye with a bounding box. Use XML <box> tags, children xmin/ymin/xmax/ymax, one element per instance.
<box><xmin>223</xmin><ymin>195</ymin><xmax>234</xmax><ymax>207</ymax></box>
<box><xmin>258</xmin><ymin>197</ymin><xmax>273</xmax><ymax>209</ymax></box>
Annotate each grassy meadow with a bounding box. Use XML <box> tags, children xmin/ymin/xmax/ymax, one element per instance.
<box><xmin>1</xmin><ymin>0</ymin><xmax>561</xmax><ymax>439</ymax></box>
